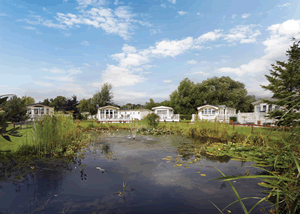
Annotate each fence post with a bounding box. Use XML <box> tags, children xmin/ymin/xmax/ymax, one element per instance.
<box><xmin>187</xmin><ymin>121</ymin><xmax>189</xmax><ymax>127</ymax></box>
<box><xmin>233</xmin><ymin>123</ymin><xmax>235</xmax><ymax>131</ymax></box>
<box><xmin>251</xmin><ymin>124</ymin><xmax>253</xmax><ymax>134</ymax></box>
<box><xmin>164</xmin><ymin>120</ymin><xmax>166</xmax><ymax>125</ymax></box>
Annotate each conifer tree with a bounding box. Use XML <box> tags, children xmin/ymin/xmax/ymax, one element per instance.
<box><xmin>261</xmin><ymin>38</ymin><xmax>300</xmax><ymax>127</ymax></box>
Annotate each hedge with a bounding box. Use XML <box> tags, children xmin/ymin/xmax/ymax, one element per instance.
<box><xmin>180</xmin><ymin>115</ymin><xmax>192</xmax><ymax>120</ymax></box>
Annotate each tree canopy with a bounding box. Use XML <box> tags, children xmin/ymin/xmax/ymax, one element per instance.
<box><xmin>49</xmin><ymin>96</ymin><xmax>67</xmax><ymax>112</ymax></box>
<box><xmin>21</xmin><ymin>95</ymin><xmax>35</xmax><ymax>106</ymax></box>
<box><xmin>261</xmin><ymin>38</ymin><xmax>300</xmax><ymax>127</ymax></box>
<box><xmin>169</xmin><ymin>76</ymin><xmax>255</xmax><ymax>115</ymax></box>
<box><xmin>92</xmin><ymin>83</ymin><xmax>114</xmax><ymax>108</ymax></box>
<box><xmin>1</xmin><ymin>95</ymin><xmax>28</xmax><ymax>123</ymax></box>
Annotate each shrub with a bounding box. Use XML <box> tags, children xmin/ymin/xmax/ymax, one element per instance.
<box><xmin>229</xmin><ymin>116</ymin><xmax>237</xmax><ymax>122</ymax></box>
<box><xmin>180</xmin><ymin>115</ymin><xmax>192</xmax><ymax>120</ymax></box>
<box><xmin>143</xmin><ymin>113</ymin><xmax>160</xmax><ymax>128</ymax></box>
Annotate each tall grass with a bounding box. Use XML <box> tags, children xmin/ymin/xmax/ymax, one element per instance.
<box><xmin>209</xmin><ymin>126</ymin><xmax>300</xmax><ymax>214</ymax></box>
<box><xmin>16</xmin><ymin>114</ymin><xmax>82</xmax><ymax>157</ymax></box>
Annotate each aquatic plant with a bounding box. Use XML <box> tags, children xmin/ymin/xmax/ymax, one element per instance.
<box><xmin>209</xmin><ymin>126</ymin><xmax>300</xmax><ymax>214</ymax></box>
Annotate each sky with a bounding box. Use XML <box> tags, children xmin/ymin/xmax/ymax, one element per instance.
<box><xmin>1</xmin><ymin>0</ymin><xmax>300</xmax><ymax>106</ymax></box>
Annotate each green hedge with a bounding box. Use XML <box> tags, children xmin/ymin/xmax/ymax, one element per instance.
<box><xmin>229</xmin><ymin>116</ymin><xmax>237</xmax><ymax>122</ymax></box>
<box><xmin>180</xmin><ymin>115</ymin><xmax>192</xmax><ymax>120</ymax></box>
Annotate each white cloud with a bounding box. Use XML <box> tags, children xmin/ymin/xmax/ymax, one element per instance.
<box><xmin>242</xmin><ymin>14</ymin><xmax>250</xmax><ymax>19</ymax></box>
<box><xmin>93</xmin><ymin>64</ymin><xmax>146</xmax><ymax>87</ymax></box>
<box><xmin>42</xmin><ymin>67</ymin><xmax>66</xmax><ymax>74</ymax></box>
<box><xmin>44</xmin><ymin>76</ymin><xmax>75</xmax><ymax>82</ymax></box>
<box><xmin>34</xmin><ymin>81</ymin><xmax>54</xmax><ymax>87</ymax></box>
<box><xmin>190</xmin><ymin>71</ymin><xmax>209</xmax><ymax>76</ymax></box>
<box><xmin>224</xmin><ymin>24</ymin><xmax>261</xmax><ymax>44</ymax></box>
<box><xmin>122</xmin><ymin>44</ymin><xmax>136</xmax><ymax>53</ymax></box>
<box><xmin>57</xmin><ymin>83</ymin><xmax>85</xmax><ymax>94</ymax></box>
<box><xmin>42</xmin><ymin>68</ymin><xmax>82</xmax><ymax>82</ymax></box>
<box><xmin>187</xmin><ymin>60</ymin><xmax>197</xmax><ymax>64</ymax></box>
<box><xmin>168</xmin><ymin>0</ymin><xmax>176</xmax><ymax>4</ymax></box>
<box><xmin>163</xmin><ymin>80</ymin><xmax>172</xmax><ymax>83</ymax></box>
<box><xmin>217</xmin><ymin>19</ymin><xmax>300</xmax><ymax>78</ymax></box>
<box><xmin>81</xmin><ymin>40</ymin><xmax>89</xmax><ymax>45</ymax></box>
<box><xmin>54</xmin><ymin>6</ymin><xmax>149</xmax><ymax>40</ymax></box>
<box><xmin>151</xmin><ymin>37</ymin><xmax>194</xmax><ymax>57</ymax></box>
<box><xmin>21</xmin><ymin>4</ymin><xmax>150</xmax><ymax>40</ymax></box>
<box><xmin>278</xmin><ymin>3</ymin><xmax>290</xmax><ymax>7</ymax></box>
<box><xmin>178</xmin><ymin>11</ymin><xmax>188</xmax><ymax>15</ymax></box>
<box><xmin>150</xmin><ymin>29</ymin><xmax>161</xmax><ymax>35</ymax></box>
<box><xmin>0</xmin><ymin>13</ymin><xmax>8</xmax><ymax>16</ymax></box>
<box><xmin>23</xmin><ymin>26</ymin><xmax>37</xmax><ymax>30</ymax></box>
<box><xmin>161</xmin><ymin>4</ymin><xmax>166</xmax><ymax>8</ymax></box>
<box><xmin>232</xmin><ymin>14</ymin><xmax>237</xmax><ymax>19</ymax></box>
<box><xmin>196</xmin><ymin>29</ymin><xmax>223</xmax><ymax>43</ymax></box>
<box><xmin>63</xmin><ymin>0</ymin><xmax>68</xmax><ymax>2</ymax></box>
<box><xmin>114</xmin><ymin>0</ymin><xmax>119</xmax><ymax>5</ymax></box>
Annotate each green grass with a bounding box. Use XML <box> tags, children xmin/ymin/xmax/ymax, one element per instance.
<box><xmin>0</xmin><ymin>126</ymin><xmax>34</xmax><ymax>152</ymax></box>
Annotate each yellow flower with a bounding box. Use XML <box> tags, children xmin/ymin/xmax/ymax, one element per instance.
<box><xmin>31</xmin><ymin>167</ymin><xmax>34</xmax><ymax>169</ymax></box>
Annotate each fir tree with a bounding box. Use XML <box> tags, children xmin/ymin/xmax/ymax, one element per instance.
<box><xmin>261</xmin><ymin>38</ymin><xmax>300</xmax><ymax>127</ymax></box>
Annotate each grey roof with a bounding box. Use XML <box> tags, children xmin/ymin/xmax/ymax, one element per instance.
<box><xmin>26</xmin><ymin>103</ymin><xmax>53</xmax><ymax>108</ymax></box>
<box><xmin>252</xmin><ymin>98</ymin><xmax>278</xmax><ymax>105</ymax></box>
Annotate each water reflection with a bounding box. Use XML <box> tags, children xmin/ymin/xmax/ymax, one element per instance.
<box><xmin>0</xmin><ymin>131</ymin><xmax>268</xmax><ymax>214</ymax></box>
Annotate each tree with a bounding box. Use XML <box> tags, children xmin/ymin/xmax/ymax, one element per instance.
<box><xmin>21</xmin><ymin>95</ymin><xmax>35</xmax><ymax>106</ymax></box>
<box><xmin>261</xmin><ymin>38</ymin><xmax>300</xmax><ymax>127</ymax></box>
<box><xmin>170</xmin><ymin>77</ymin><xmax>255</xmax><ymax>115</ymax></box>
<box><xmin>63</xmin><ymin>95</ymin><xmax>80</xmax><ymax>119</ymax></box>
<box><xmin>41</xmin><ymin>98</ymin><xmax>51</xmax><ymax>106</ymax></box>
<box><xmin>2</xmin><ymin>95</ymin><xmax>28</xmax><ymax>124</ymax></box>
<box><xmin>0</xmin><ymin>94</ymin><xmax>22</xmax><ymax>142</ymax></box>
<box><xmin>144</xmin><ymin>98</ymin><xmax>159</xmax><ymax>110</ymax></box>
<box><xmin>49</xmin><ymin>96</ymin><xmax>67</xmax><ymax>112</ymax></box>
<box><xmin>92</xmin><ymin>83</ymin><xmax>114</xmax><ymax>108</ymax></box>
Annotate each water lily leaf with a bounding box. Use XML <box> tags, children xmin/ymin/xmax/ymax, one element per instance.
<box><xmin>186</xmin><ymin>161</ymin><xmax>193</xmax><ymax>164</ymax></box>
<box><xmin>201</xmin><ymin>174</ymin><xmax>206</xmax><ymax>176</ymax></box>
<box><xmin>166</xmin><ymin>161</ymin><xmax>170</xmax><ymax>163</ymax></box>
<box><xmin>162</xmin><ymin>158</ymin><xmax>168</xmax><ymax>160</ymax></box>
<box><xmin>197</xmin><ymin>172</ymin><xmax>201</xmax><ymax>173</ymax></box>
<box><xmin>176</xmin><ymin>164</ymin><xmax>182</xmax><ymax>166</ymax></box>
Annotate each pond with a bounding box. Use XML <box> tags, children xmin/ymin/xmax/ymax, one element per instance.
<box><xmin>0</xmin><ymin>131</ymin><xmax>268</xmax><ymax>214</ymax></box>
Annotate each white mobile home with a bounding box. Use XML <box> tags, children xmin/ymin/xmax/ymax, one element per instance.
<box><xmin>191</xmin><ymin>105</ymin><xmax>237</xmax><ymax>123</ymax></box>
<box><xmin>97</xmin><ymin>106</ymin><xmax>152</xmax><ymax>122</ymax></box>
<box><xmin>151</xmin><ymin>106</ymin><xmax>180</xmax><ymax>122</ymax></box>
<box><xmin>26</xmin><ymin>103</ymin><xmax>54</xmax><ymax>121</ymax></box>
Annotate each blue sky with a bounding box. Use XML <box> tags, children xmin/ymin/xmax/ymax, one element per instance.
<box><xmin>1</xmin><ymin>0</ymin><xmax>300</xmax><ymax>105</ymax></box>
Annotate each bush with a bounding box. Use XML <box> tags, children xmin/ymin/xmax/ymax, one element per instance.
<box><xmin>229</xmin><ymin>116</ymin><xmax>237</xmax><ymax>122</ymax></box>
<box><xmin>180</xmin><ymin>115</ymin><xmax>192</xmax><ymax>120</ymax></box>
<box><xmin>143</xmin><ymin>113</ymin><xmax>160</xmax><ymax>128</ymax></box>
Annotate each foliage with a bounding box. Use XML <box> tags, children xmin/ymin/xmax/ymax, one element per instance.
<box><xmin>1</xmin><ymin>95</ymin><xmax>28</xmax><ymax>124</ymax></box>
<box><xmin>49</xmin><ymin>96</ymin><xmax>67</xmax><ymax>112</ymax></box>
<box><xmin>21</xmin><ymin>114</ymin><xmax>82</xmax><ymax>157</ymax></box>
<box><xmin>143</xmin><ymin>113</ymin><xmax>160</xmax><ymax>128</ymax></box>
<box><xmin>0</xmin><ymin>94</ymin><xmax>22</xmax><ymax>142</ymax></box>
<box><xmin>261</xmin><ymin>38</ymin><xmax>300</xmax><ymax>127</ymax></box>
<box><xmin>229</xmin><ymin>116</ymin><xmax>237</xmax><ymax>122</ymax></box>
<box><xmin>120</xmin><ymin>103</ymin><xmax>143</xmax><ymax>110</ymax></box>
<box><xmin>180</xmin><ymin>115</ymin><xmax>192</xmax><ymax>120</ymax></box>
<box><xmin>41</xmin><ymin>98</ymin><xmax>51</xmax><ymax>106</ymax></box>
<box><xmin>63</xmin><ymin>95</ymin><xmax>80</xmax><ymax>119</ymax></box>
<box><xmin>92</xmin><ymin>83</ymin><xmax>114</xmax><ymax>108</ymax></box>
<box><xmin>144</xmin><ymin>98</ymin><xmax>160</xmax><ymax>110</ymax></box>
<box><xmin>170</xmin><ymin>77</ymin><xmax>256</xmax><ymax>115</ymax></box>
<box><xmin>21</xmin><ymin>95</ymin><xmax>35</xmax><ymax>105</ymax></box>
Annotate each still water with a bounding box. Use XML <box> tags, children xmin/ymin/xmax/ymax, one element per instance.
<box><xmin>0</xmin><ymin>131</ymin><xmax>268</xmax><ymax>214</ymax></box>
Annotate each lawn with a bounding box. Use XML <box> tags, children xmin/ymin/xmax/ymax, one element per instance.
<box><xmin>0</xmin><ymin>125</ymin><xmax>34</xmax><ymax>152</ymax></box>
